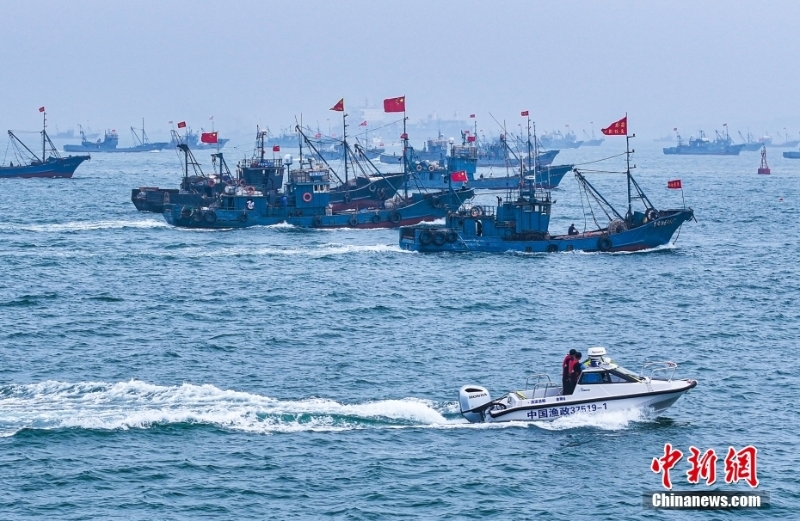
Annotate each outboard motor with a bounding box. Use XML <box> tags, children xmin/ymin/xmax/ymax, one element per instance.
<box><xmin>459</xmin><ymin>385</ymin><xmax>492</xmax><ymax>423</ymax></box>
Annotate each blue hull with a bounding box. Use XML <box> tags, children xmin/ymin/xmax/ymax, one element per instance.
<box><xmin>0</xmin><ymin>155</ymin><xmax>90</xmax><ymax>179</ymax></box>
<box><xmin>163</xmin><ymin>189</ymin><xmax>475</xmax><ymax>230</ymax></box>
<box><xmin>399</xmin><ymin>209</ymin><xmax>694</xmax><ymax>253</ymax></box>
<box><xmin>476</xmin><ymin>149</ymin><xmax>559</xmax><ymax>168</ymax></box>
<box><xmin>468</xmin><ymin>164</ymin><xmax>572</xmax><ymax>191</ymax></box>
<box><xmin>783</xmin><ymin>151</ymin><xmax>800</xmax><ymax>159</ymax></box>
<box><xmin>64</xmin><ymin>143</ymin><xmax>168</xmax><ymax>153</ymax></box>
<box><xmin>663</xmin><ymin>144</ymin><xmax>744</xmax><ymax>155</ymax></box>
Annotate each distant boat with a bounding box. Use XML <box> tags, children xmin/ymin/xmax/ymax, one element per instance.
<box><xmin>540</xmin><ymin>129</ymin><xmax>582</xmax><ymax>149</ymax></box>
<box><xmin>1</xmin><ymin>111</ymin><xmax>90</xmax><ymax>179</ymax></box>
<box><xmin>663</xmin><ymin>130</ymin><xmax>744</xmax><ymax>155</ymax></box>
<box><xmin>170</xmin><ymin>127</ymin><xmax>229</xmax><ymax>150</ymax></box>
<box><xmin>767</xmin><ymin>130</ymin><xmax>800</xmax><ymax>148</ymax></box>
<box><xmin>64</xmin><ymin>120</ymin><xmax>169</xmax><ymax>153</ymax></box>
<box><xmin>582</xmin><ymin>126</ymin><xmax>604</xmax><ymax>146</ymax></box>
<box><xmin>737</xmin><ymin>131</ymin><xmax>763</xmax><ymax>151</ymax></box>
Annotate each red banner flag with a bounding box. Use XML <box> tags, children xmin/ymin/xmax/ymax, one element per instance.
<box><xmin>400</xmin><ymin>133</ymin><xmax>408</xmax><ymax>140</ymax></box>
<box><xmin>601</xmin><ymin>116</ymin><xmax>627</xmax><ymax>136</ymax></box>
<box><xmin>467</xmin><ymin>136</ymin><xmax>476</xmax><ymax>143</ymax></box>
<box><xmin>521</xmin><ymin>110</ymin><xmax>529</xmax><ymax>116</ymax></box>
<box><xmin>359</xmin><ymin>120</ymin><xmax>367</xmax><ymax>126</ymax></box>
<box><xmin>384</xmin><ymin>96</ymin><xmax>405</xmax><ymax>113</ymax></box>
<box><xmin>451</xmin><ymin>171</ymin><xmax>468</xmax><ymax>182</ymax></box>
<box><xmin>200</xmin><ymin>132</ymin><xmax>218</xmax><ymax>144</ymax></box>
<box><xmin>273</xmin><ymin>145</ymin><xmax>280</xmax><ymax>152</ymax></box>
<box><xmin>314</xmin><ymin>133</ymin><xmax>322</xmax><ymax>138</ymax></box>
<box><xmin>469</xmin><ymin>114</ymin><xmax>475</xmax><ymax>118</ymax></box>
<box><xmin>177</xmin><ymin>121</ymin><xmax>187</xmax><ymax>129</ymax></box>
<box><xmin>330</xmin><ymin>98</ymin><xmax>344</xmax><ymax>112</ymax></box>
<box><xmin>38</xmin><ymin>106</ymin><xmax>45</xmax><ymax>112</ymax></box>
<box><xmin>667</xmin><ymin>179</ymin><xmax>682</xmax><ymax>189</ymax></box>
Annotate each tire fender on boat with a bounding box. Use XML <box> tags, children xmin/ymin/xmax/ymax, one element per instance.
<box><xmin>203</xmin><ymin>210</ymin><xmax>217</xmax><ymax>224</ymax></box>
<box><xmin>348</xmin><ymin>216</ymin><xmax>358</xmax><ymax>227</ymax></box>
<box><xmin>390</xmin><ymin>212</ymin><xmax>402</xmax><ymax>225</ymax></box>
<box><xmin>433</xmin><ymin>231</ymin><xmax>446</xmax><ymax>246</ymax></box>
<box><xmin>238</xmin><ymin>212</ymin><xmax>248</xmax><ymax>223</ymax></box>
<box><xmin>431</xmin><ymin>196</ymin><xmax>442</xmax><ymax>208</ymax></box>
<box><xmin>470</xmin><ymin>206</ymin><xmax>483</xmax><ymax>217</ymax></box>
<box><xmin>419</xmin><ymin>230</ymin><xmax>433</xmax><ymax>245</ymax></box>
<box><xmin>546</xmin><ymin>243</ymin><xmax>558</xmax><ymax>253</ymax></box>
<box><xmin>597</xmin><ymin>236</ymin><xmax>612</xmax><ymax>252</ymax></box>
<box><xmin>371</xmin><ymin>214</ymin><xmax>381</xmax><ymax>224</ymax></box>
<box><xmin>446</xmin><ymin>231</ymin><xmax>458</xmax><ymax>243</ymax></box>
<box><xmin>313</xmin><ymin>216</ymin><xmax>322</xmax><ymax>227</ymax></box>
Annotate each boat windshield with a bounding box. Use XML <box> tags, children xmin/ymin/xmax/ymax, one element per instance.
<box><xmin>614</xmin><ymin>365</ymin><xmax>641</xmax><ymax>381</ymax></box>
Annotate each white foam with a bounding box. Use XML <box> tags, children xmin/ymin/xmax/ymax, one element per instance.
<box><xmin>534</xmin><ymin>407</ymin><xmax>650</xmax><ymax>431</ymax></box>
<box><xmin>1</xmin><ymin>220</ymin><xmax>168</xmax><ymax>233</ymax></box>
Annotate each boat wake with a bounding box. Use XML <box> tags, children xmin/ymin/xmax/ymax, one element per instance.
<box><xmin>0</xmin><ymin>381</ymin><xmax>650</xmax><ymax>437</ymax></box>
<box><xmin>0</xmin><ymin>219</ymin><xmax>168</xmax><ymax>233</ymax></box>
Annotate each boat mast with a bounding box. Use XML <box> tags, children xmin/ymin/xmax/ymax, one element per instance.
<box><xmin>526</xmin><ymin>114</ymin><xmax>532</xmax><ymax>174</ymax></box>
<box><xmin>402</xmin><ymin>113</ymin><xmax>408</xmax><ymax>199</ymax></box>
<box><xmin>42</xmin><ymin>109</ymin><xmax>46</xmax><ymax>161</ymax></box>
<box><xmin>625</xmin><ymin>113</ymin><xmax>633</xmax><ymax>220</ymax></box>
<box><xmin>342</xmin><ymin>109</ymin><xmax>349</xmax><ymax>185</ymax></box>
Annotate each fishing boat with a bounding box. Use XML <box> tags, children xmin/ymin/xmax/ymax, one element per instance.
<box><xmin>737</xmin><ymin>131</ymin><xmax>763</xmax><ymax>152</ymax></box>
<box><xmin>663</xmin><ymin>130</ymin><xmax>744</xmax><ymax>155</ymax></box>
<box><xmin>458</xmin><ymin>347</ymin><xmax>696</xmax><ymax>424</ymax></box>
<box><xmin>767</xmin><ymin>129</ymin><xmax>800</xmax><ymax>148</ymax></box>
<box><xmin>170</xmin><ymin>127</ymin><xmax>229</xmax><ymax>150</ymax></box>
<box><xmin>162</xmin><ymin>148</ymin><xmax>473</xmax><ymax>230</ymax></box>
<box><xmin>474</xmin><ymin>134</ymin><xmax>559</xmax><ymax>168</ymax></box>
<box><xmin>399</xmin><ymin>133</ymin><xmax>694</xmax><ymax>253</ymax></box>
<box><xmin>782</xmin><ymin>149</ymin><xmax>800</xmax><ymax>159</ymax></box>
<box><xmin>64</xmin><ymin>120</ymin><xmax>168</xmax><ymax>152</ymax></box>
<box><xmin>379</xmin><ymin>134</ymin><xmax>449</xmax><ymax>164</ymax></box>
<box><xmin>582</xmin><ymin>125</ymin><xmax>604</xmax><ymax>146</ymax></box>
<box><xmin>540</xmin><ymin>129</ymin><xmax>583</xmax><ymax>149</ymax></box>
<box><xmin>1</xmin><ymin>110</ymin><xmax>90</xmax><ymax>179</ymax></box>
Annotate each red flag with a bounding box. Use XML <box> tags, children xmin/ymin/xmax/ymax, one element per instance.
<box><xmin>451</xmin><ymin>171</ymin><xmax>468</xmax><ymax>182</ymax></box>
<box><xmin>521</xmin><ymin>110</ymin><xmax>529</xmax><ymax>116</ymax></box>
<box><xmin>273</xmin><ymin>145</ymin><xmax>280</xmax><ymax>152</ymax></box>
<box><xmin>177</xmin><ymin>121</ymin><xmax>187</xmax><ymax>129</ymax></box>
<box><xmin>314</xmin><ymin>133</ymin><xmax>322</xmax><ymax>138</ymax></box>
<box><xmin>384</xmin><ymin>96</ymin><xmax>406</xmax><ymax>113</ymax></box>
<box><xmin>38</xmin><ymin>106</ymin><xmax>45</xmax><ymax>113</ymax></box>
<box><xmin>601</xmin><ymin>116</ymin><xmax>627</xmax><ymax>136</ymax></box>
<box><xmin>359</xmin><ymin>120</ymin><xmax>367</xmax><ymax>126</ymax></box>
<box><xmin>400</xmin><ymin>133</ymin><xmax>408</xmax><ymax>140</ymax></box>
<box><xmin>667</xmin><ymin>179</ymin><xmax>682</xmax><ymax>189</ymax></box>
<box><xmin>330</xmin><ymin>98</ymin><xmax>344</xmax><ymax>112</ymax></box>
<box><xmin>200</xmin><ymin>132</ymin><xmax>218</xmax><ymax>144</ymax></box>
<box><xmin>469</xmin><ymin>114</ymin><xmax>475</xmax><ymax>118</ymax></box>
<box><xmin>467</xmin><ymin>136</ymin><xmax>476</xmax><ymax>143</ymax></box>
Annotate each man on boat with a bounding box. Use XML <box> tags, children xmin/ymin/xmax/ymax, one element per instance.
<box><xmin>565</xmin><ymin>352</ymin><xmax>583</xmax><ymax>395</ymax></box>
<box><xmin>568</xmin><ymin>223</ymin><xmax>579</xmax><ymax>236</ymax></box>
<box><xmin>562</xmin><ymin>349</ymin><xmax>577</xmax><ymax>392</ymax></box>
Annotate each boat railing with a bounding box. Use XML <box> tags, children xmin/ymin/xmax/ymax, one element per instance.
<box><xmin>462</xmin><ymin>204</ymin><xmax>495</xmax><ymax>218</ymax></box>
<box><xmin>641</xmin><ymin>361</ymin><xmax>678</xmax><ymax>382</ymax></box>
<box><xmin>451</xmin><ymin>146</ymin><xmax>478</xmax><ymax>159</ymax></box>
<box><xmin>525</xmin><ymin>373</ymin><xmax>553</xmax><ymax>392</ymax></box>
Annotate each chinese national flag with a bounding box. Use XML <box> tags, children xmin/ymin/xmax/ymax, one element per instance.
<box><xmin>38</xmin><ymin>106</ymin><xmax>45</xmax><ymax>113</ymax></box>
<box><xmin>383</xmin><ymin>96</ymin><xmax>405</xmax><ymax>113</ymax></box>
<box><xmin>667</xmin><ymin>179</ymin><xmax>682</xmax><ymax>189</ymax></box>
<box><xmin>359</xmin><ymin>120</ymin><xmax>367</xmax><ymax>126</ymax></box>
<box><xmin>601</xmin><ymin>116</ymin><xmax>627</xmax><ymax>136</ymax></box>
<box><xmin>450</xmin><ymin>171</ymin><xmax>468</xmax><ymax>182</ymax></box>
<box><xmin>330</xmin><ymin>98</ymin><xmax>344</xmax><ymax>112</ymax></box>
<box><xmin>177</xmin><ymin>121</ymin><xmax>187</xmax><ymax>129</ymax></box>
<box><xmin>273</xmin><ymin>145</ymin><xmax>280</xmax><ymax>152</ymax></box>
<box><xmin>467</xmin><ymin>136</ymin><xmax>476</xmax><ymax>143</ymax></box>
<box><xmin>200</xmin><ymin>132</ymin><xmax>218</xmax><ymax>144</ymax></box>
<box><xmin>521</xmin><ymin>110</ymin><xmax>529</xmax><ymax>116</ymax></box>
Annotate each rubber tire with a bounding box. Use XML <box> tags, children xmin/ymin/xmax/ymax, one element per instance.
<box><xmin>446</xmin><ymin>231</ymin><xmax>458</xmax><ymax>243</ymax></box>
<box><xmin>431</xmin><ymin>197</ymin><xmax>442</xmax><ymax>209</ymax></box>
<box><xmin>547</xmin><ymin>244</ymin><xmax>558</xmax><ymax>253</ymax></box>
<box><xmin>419</xmin><ymin>230</ymin><xmax>433</xmax><ymax>245</ymax></box>
<box><xmin>433</xmin><ymin>231</ymin><xmax>446</xmax><ymax>246</ymax></box>
<box><xmin>313</xmin><ymin>216</ymin><xmax>322</xmax><ymax>227</ymax></box>
<box><xmin>470</xmin><ymin>207</ymin><xmax>483</xmax><ymax>217</ymax></box>
<box><xmin>390</xmin><ymin>212</ymin><xmax>402</xmax><ymax>224</ymax></box>
<box><xmin>203</xmin><ymin>210</ymin><xmax>217</xmax><ymax>224</ymax></box>
<box><xmin>598</xmin><ymin>236</ymin><xmax>612</xmax><ymax>252</ymax></box>
<box><xmin>238</xmin><ymin>213</ymin><xmax>248</xmax><ymax>223</ymax></box>
<box><xmin>349</xmin><ymin>216</ymin><xmax>358</xmax><ymax>227</ymax></box>
<box><xmin>371</xmin><ymin>214</ymin><xmax>381</xmax><ymax>224</ymax></box>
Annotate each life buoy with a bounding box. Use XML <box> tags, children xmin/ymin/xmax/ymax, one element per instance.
<box><xmin>416</xmin><ymin>165</ymin><xmax>423</xmax><ymax>172</ymax></box>
<box><xmin>371</xmin><ymin>214</ymin><xmax>381</xmax><ymax>224</ymax></box>
<box><xmin>238</xmin><ymin>179</ymin><xmax>245</xmax><ymax>186</ymax></box>
<box><xmin>207</xmin><ymin>178</ymin><xmax>216</xmax><ymax>187</ymax></box>
<box><xmin>203</xmin><ymin>210</ymin><xmax>217</xmax><ymax>224</ymax></box>
<box><xmin>313</xmin><ymin>216</ymin><xmax>322</xmax><ymax>227</ymax></box>
<box><xmin>369</xmin><ymin>184</ymin><xmax>376</xmax><ymax>192</ymax></box>
<box><xmin>446</xmin><ymin>231</ymin><xmax>458</xmax><ymax>243</ymax></box>
<box><xmin>428</xmin><ymin>165</ymin><xmax>436</xmax><ymax>172</ymax></box>
<box><xmin>245</xmin><ymin>185</ymin><xmax>255</xmax><ymax>195</ymax></box>
<box><xmin>348</xmin><ymin>216</ymin><xmax>358</xmax><ymax>227</ymax></box>
<box><xmin>390</xmin><ymin>212</ymin><xmax>402</xmax><ymax>224</ymax></box>
<box><xmin>646</xmin><ymin>208</ymin><xmax>659</xmax><ymax>222</ymax></box>
<box><xmin>302</xmin><ymin>192</ymin><xmax>312</xmax><ymax>203</ymax></box>
<box><xmin>598</xmin><ymin>236</ymin><xmax>612</xmax><ymax>252</ymax></box>
<box><xmin>238</xmin><ymin>212</ymin><xmax>248</xmax><ymax>223</ymax></box>
<box><xmin>470</xmin><ymin>206</ymin><xmax>483</xmax><ymax>217</ymax></box>
<box><xmin>433</xmin><ymin>231</ymin><xmax>446</xmax><ymax>246</ymax></box>
<box><xmin>546</xmin><ymin>244</ymin><xmax>558</xmax><ymax>253</ymax></box>
<box><xmin>419</xmin><ymin>230</ymin><xmax>433</xmax><ymax>245</ymax></box>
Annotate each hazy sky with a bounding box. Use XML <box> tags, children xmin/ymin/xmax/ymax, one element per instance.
<box><xmin>3</xmin><ymin>1</ymin><xmax>800</xmax><ymax>139</ymax></box>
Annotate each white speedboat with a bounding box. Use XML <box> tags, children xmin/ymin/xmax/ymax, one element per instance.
<box><xmin>458</xmin><ymin>347</ymin><xmax>696</xmax><ymax>423</ymax></box>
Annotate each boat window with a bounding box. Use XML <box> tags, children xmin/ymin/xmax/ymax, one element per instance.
<box><xmin>578</xmin><ymin>372</ymin><xmax>604</xmax><ymax>384</ymax></box>
<box><xmin>613</xmin><ymin>366</ymin><xmax>641</xmax><ymax>382</ymax></box>
<box><xmin>608</xmin><ymin>370</ymin><xmax>639</xmax><ymax>383</ymax></box>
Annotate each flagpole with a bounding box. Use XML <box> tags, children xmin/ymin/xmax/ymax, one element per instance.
<box><xmin>625</xmin><ymin>112</ymin><xmax>632</xmax><ymax>221</ymax></box>
<box><xmin>403</xmin><ymin>110</ymin><xmax>408</xmax><ymax>200</ymax></box>
<box><xmin>343</xmin><ymin>106</ymin><xmax>348</xmax><ymax>186</ymax></box>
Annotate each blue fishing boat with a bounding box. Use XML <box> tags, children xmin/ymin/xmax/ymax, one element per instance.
<box><xmin>380</xmin><ymin>134</ymin><xmax>448</xmax><ymax>164</ymax></box>
<box><xmin>738</xmin><ymin>131</ymin><xmax>764</xmax><ymax>152</ymax></box>
<box><xmin>399</xmin><ymin>137</ymin><xmax>694</xmax><ymax>253</ymax></box>
<box><xmin>171</xmin><ymin>127</ymin><xmax>229</xmax><ymax>150</ymax></box>
<box><xmin>782</xmin><ymin>149</ymin><xmax>800</xmax><ymax>159</ymax></box>
<box><xmin>582</xmin><ymin>127</ymin><xmax>605</xmax><ymax>146</ymax></box>
<box><xmin>163</xmin><ymin>146</ymin><xmax>473</xmax><ymax>230</ymax></box>
<box><xmin>475</xmin><ymin>135</ymin><xmax>559</xmax><ymax>168</ymax></box>
<box><xmin>2</xmin><ymin>112</ymin><xmax>90</xmax><ymax>179</ymax></box>
<box><xmin>663</xmin><ymin>130</ymin><xmax>744</xmax><ymax>155</ymax></box>
<box><xmin>540</xmin><ymin>129</ymin><xmax>583</xmax><ymax>149</ymax></box>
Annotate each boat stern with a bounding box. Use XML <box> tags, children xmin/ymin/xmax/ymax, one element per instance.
<box><xmin>459</xmin><ymin>385</ymin><xmax>492</xmax><ymax>423</ymax></box>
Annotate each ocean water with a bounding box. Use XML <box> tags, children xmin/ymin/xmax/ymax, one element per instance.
<box><xmin>0</xmin><ymin>141</ymin><xmax>798</xmax><ymax>519</ymax></box>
